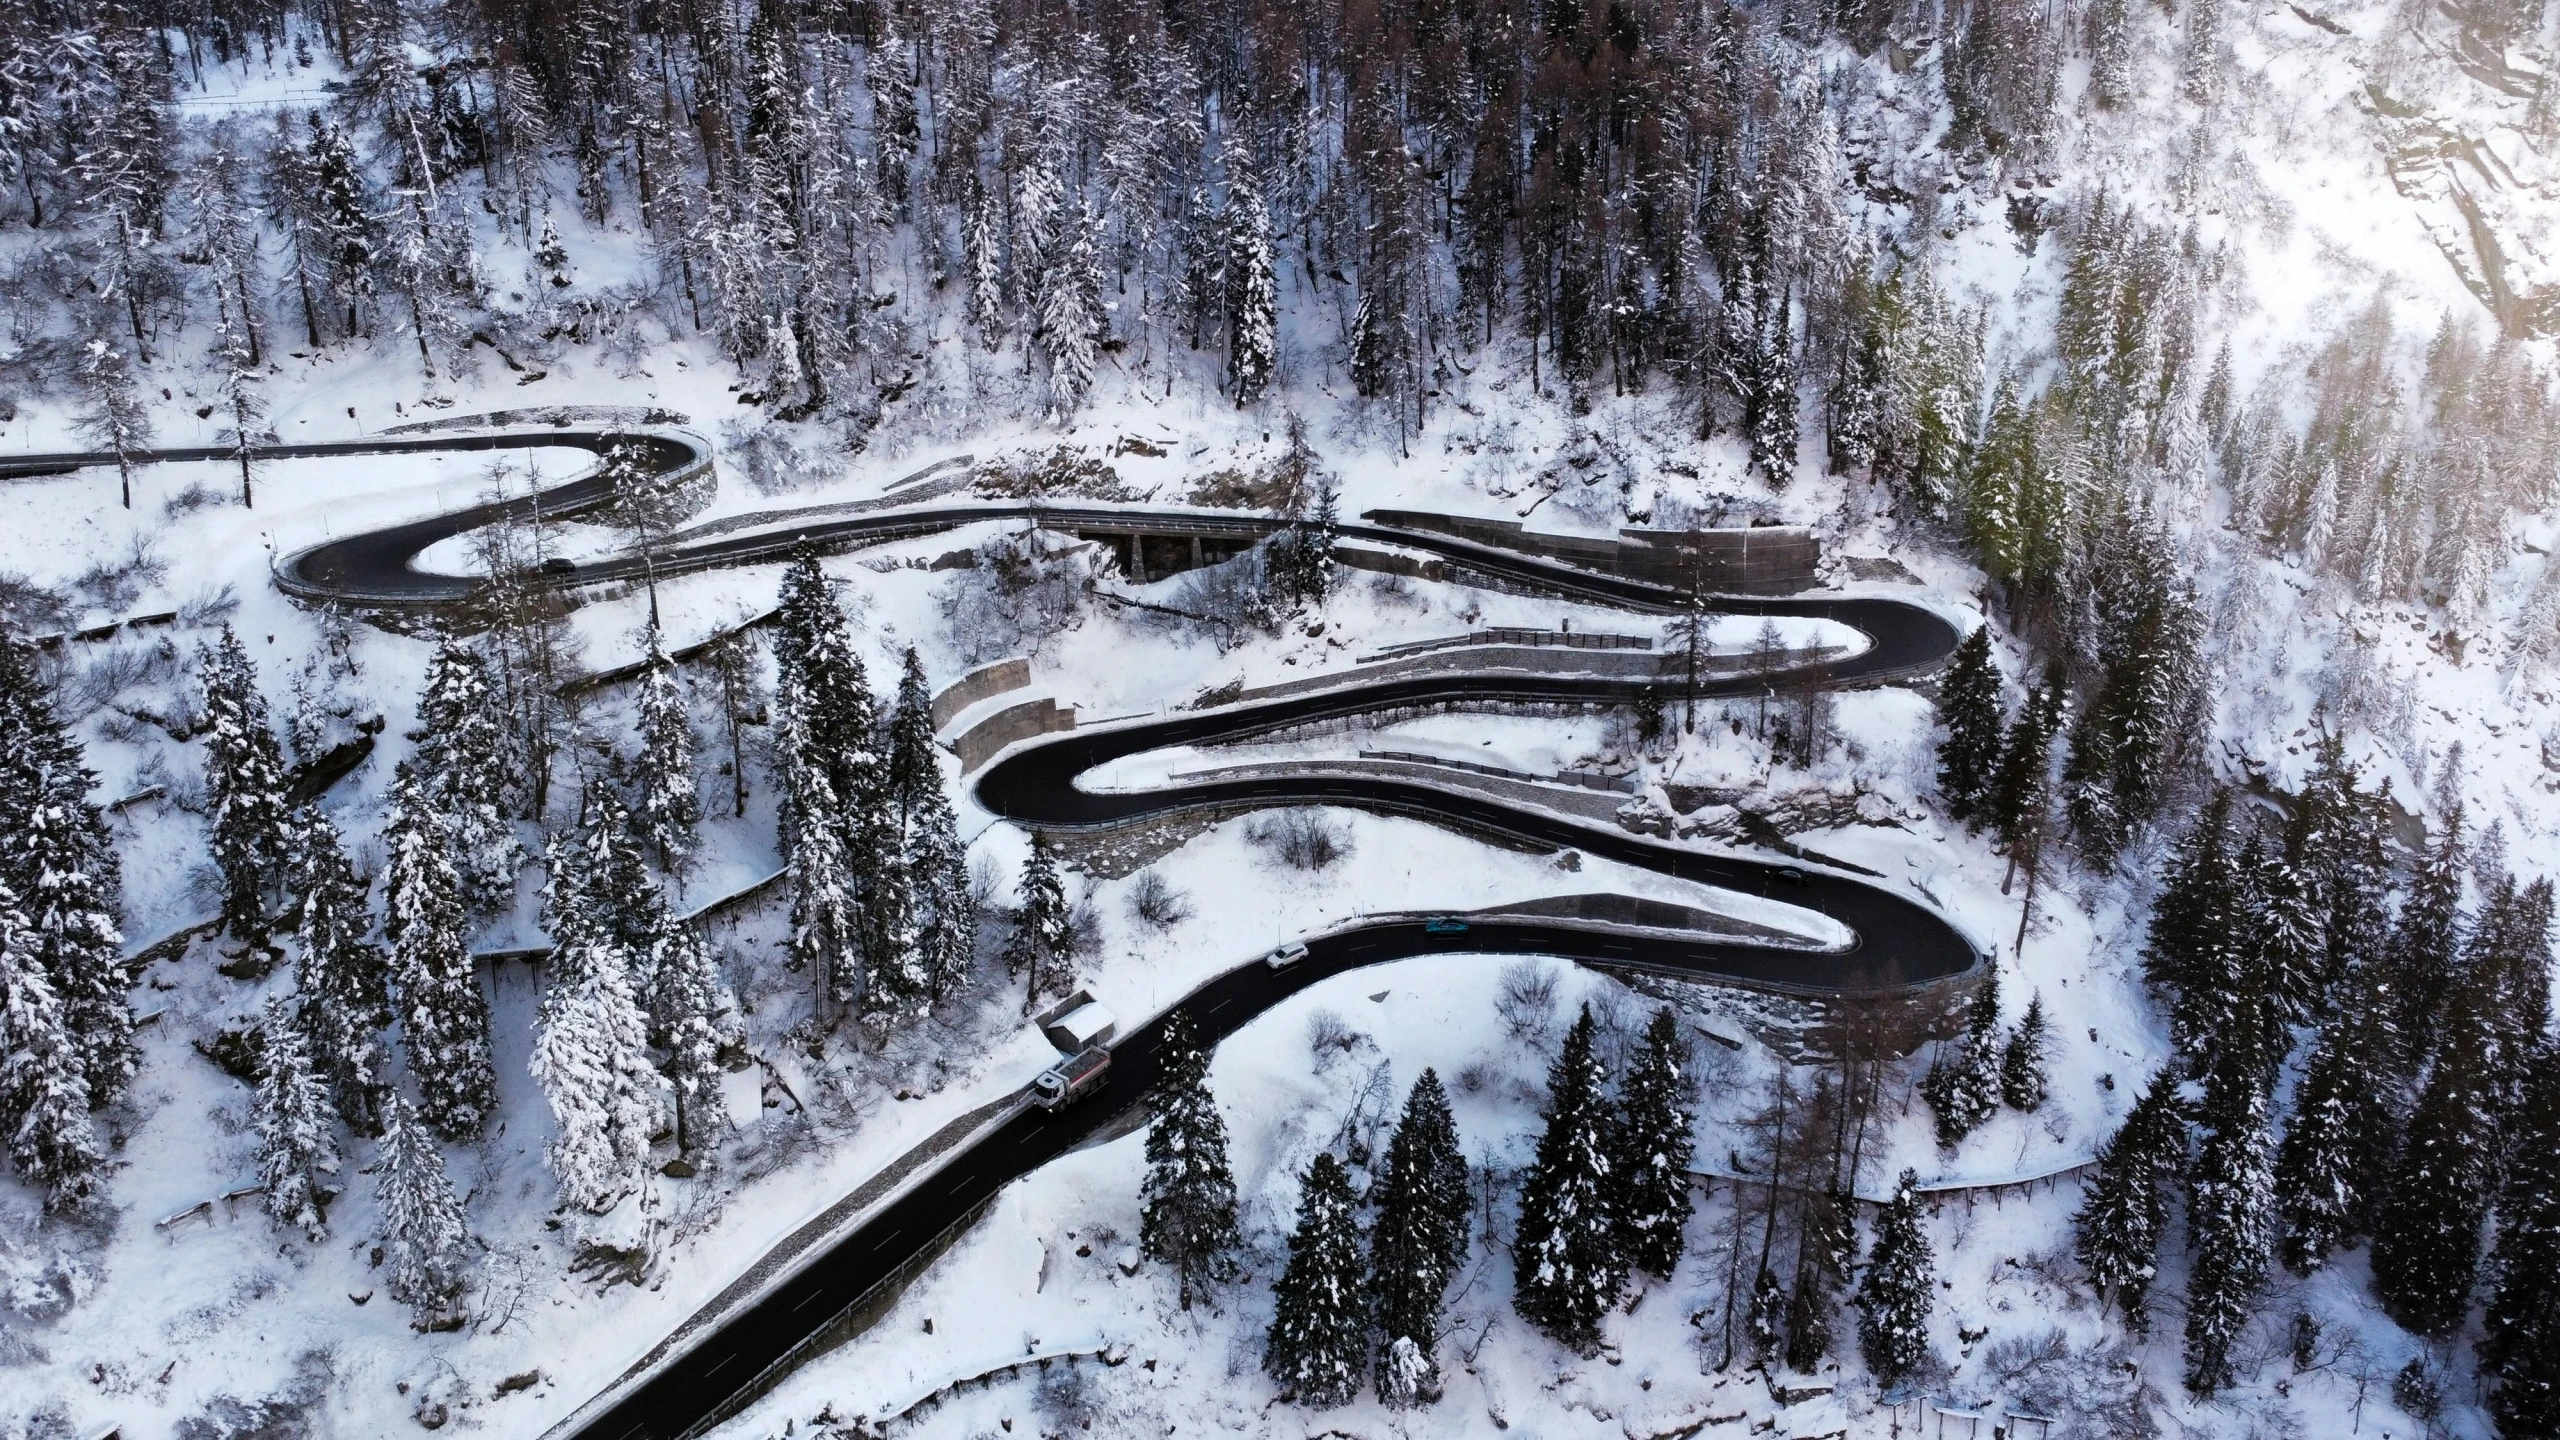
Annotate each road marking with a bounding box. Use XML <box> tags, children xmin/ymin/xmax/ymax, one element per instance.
<box><xmin>871</xmin><ymin>1230</ymin><xmax>904</xmax><ymax>1252</ymax></box>
<box><xmin>793</xmin><ymin>1288</ymin><xmax>827</xmax><ymax>1312</ymax></box>
<box><xmin>705</xmin><ymin>1353</ymin><xmax>735</xmax><ymax>1377</ymax></box>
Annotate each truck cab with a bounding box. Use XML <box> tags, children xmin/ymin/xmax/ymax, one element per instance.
<box><xmin>1031</xmin><ymin>1046</ymin><xmax>1111</xmax><ymax>1110</ymax></box>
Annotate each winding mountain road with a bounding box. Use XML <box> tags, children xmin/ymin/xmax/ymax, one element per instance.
<box><xmin>8</xmin><ymin>426</ymin><xmax>1977</xmax><ymax>1440</ymax></box>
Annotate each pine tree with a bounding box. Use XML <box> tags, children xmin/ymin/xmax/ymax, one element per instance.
<box><xmin>382</xmin><ymin>770</ymin><xmax>495</xmax><ymax>1141</ymax></box>
<box><xmin>1140</xmin><ymin>1011</ymin><xmax>1241</xmax><ymax>1308</ymax></box>
<box><xmin>2273</xmin><ymin>968</ymin><xmax>2396</xmax><ymax>1271</ymax></box>
<box><xmin>2482</xmin><ymin>1044</ymin><xmax>2560</xmax><ymax>1439</ymax></box>
<box><xmin>533</xmin><ymin>830</ymin><xmax>668</xmax><ymax>1213</ymax></box>
<box><xmin>1612</xmin><ymin>1007</ymin><xmax>1696</xmax><ymax>1279</ymax></box>
<box><xmin>2075</xmin><ymin>1075</ymin><xmax>2183</xmax><ymax>1333</ymax></box>
<box><xmin>2183</xmin><ymin>1057</ymin><xmax>2275</xmax><ymax>1396</ymax></box>
<box><xmin>198</xmin><ymin>627</ymin><xmax>294</xmax><ymax>939</ymax></box>
<box><xmin>1370</xmin><ymin>1069</ymin><xmax>1469</xmax><ymax>1405</ymax></box>
<box><xmin>254</xmin><ymin>993</ymin><xmax>338</xmax><ymax>1240</ymax></box>
<box><xmin>1036</xmin><ymin>205</ymin><xmax>1104</xmax><ymax>416</ymax></box>
<box><xmin>292</xmin><ymin>810</ymin><xmax>392</xmax><ymax>1136</ymax></box>
<box><xmin>2384</xmin><ymin>807</ymin><xmax>2466</xmax><ymax>1077</ymax></box>
<box><xmin>1514</xmin><ymin>1005</ymin><xmax>1626</xmax><ymax>1351</ymax></box>
<box><xmin>1935</xmin><ymin>626</ymin><xmax>2004</xmax><ymax>826</ymax></box>
<box><xmin>775</xmin><ymin>686</ymin><xmax>862</xmax><ymax>1024</ymax></box>
<box><xmin>1223</xmin><ymin>148</ymin><xmax>1278</xmax><ymax>405</ymax></box>
<box><xmin>0</xmin><ymin>636</ymin><xmax>132</xmax><ymax>1104</ymax></box>
<box><xmin>888</xmin><ymin>649</ymin><xmax>974</xmax><ymax>1001</ymax></box>
<box><xmin>646</xmin><ymin>917</ymin><xmax>736</xmax><ymax>1154</ymax></box>
<box><xmin>1855</xmin><ymin>1169</ymin><xmax>1936</xmax><ymax>1384</ymax></box>
<box><xmin>1005</xmin><ymin>835</ymin><xmax>1074</xmax><ymax>1013</ymax></box>
<box><xmin>1265</xmin><ymin>1151</ymin><xmax>1368</xmax><ymax>1408</ymax></box>
<box><xmin>376</xmin><ymin>1095</ymin><xmax>471</xmax><ymax>1316</ymax></box>
<box><xmin>2001</xmin><ymin>991</ymin><xmax>2049</xmax><ymax>1110</ymax></box>
<box><xmin>73</xmin><ymin>332</ymin><xmax>149</xmax><ymax>509</ymax></box>
<box><xmin>2144</xmin><ymin>791</ymin><xmax>2249</xmax><ymax>1067</ymax></box>
<box><xmin>2371</xmin><ymin>969</ymin><xmax>2503</xmax><ymax>1336</ymax></box>
<box><xmin>412</xmin><ymin>637</ymin><xmax>523</xmax><ymax>911</ymax></box>
<box><xmin>632</xmin><ymin>626</ymin><xmax>701</xmax><ymax>873</ymax></box>
<box><xmin>1923</xmin><ymin>967</ymin><xmax>2004</xmax><ymax>1146</ymax></box>
<box><xmin>1986</xmin><ymin>665</ymin><xmax>2066</xmax><ymax>867</ymax></box>
<box><xmin>0</xmin><ymin>887</ymin><xmax>100</xmax><ymax>1211</ymax></box>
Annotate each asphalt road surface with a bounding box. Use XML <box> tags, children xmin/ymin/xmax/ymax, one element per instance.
<box><xmin>4</xmin><ymin>426</ymin><xmax>1974</xmax><ymax>1440</ymax></box>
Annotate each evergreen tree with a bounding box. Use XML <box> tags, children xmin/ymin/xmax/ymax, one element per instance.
<box><xmin>412</xmin><ymin>636</ymin><xmax>523</xmax><ymax>909</ymax></box>
<box><xmin>2274</xmin><ymin>965</ymin><xmax>2397</xmax><ymax>1271</ymax></box>
<box><xmin>198</xmin><ymin>627</ymin><xmax>295</xmax><ymax>939</ymax></box>
<box><xmin>1514</xmin><ymin>1005</ymin><xmax>1626</xmax><ymax>1351</ymax></box>
<box><xmin>1612</xmin><ymin>1007</ymin><xmax>1696</xmax><ymax>1279</ymax></box>
<box><xmin>0</xmin><ymin>636</ymin><xmax>132</xmax><ymax>1104</ymax></box>
<box><xmin>1923</xmin><ymin>966</ymin><xmax>2004</xmax><ymax>1146</ymax></box>
<box><xmin>1986</xmin><ymin>664</ymin><xmax>2066</xmax><ymax>866</ymax></box>
<box><xmin>375</xmin><ymin>1095</ymin><xmax>471</xmax><ymax>1316</ymax></box>
<box><xmin>1264</xmin><ymin>1151</ymin><xmax>1368</xmax><ymax>1408</ymax></box>
<box><xmin>1224</xmin><ymin>149</ymin><xmax>1277</xmax><ymax>405</ymax></box>
<box><xmin>2001</xmin><ymin>991</ymin><xmax>2049</xmax><ymax>1110</ymax></box>
<box><xmin>2075</xmin><ymin>1075</ymin><xmax>2183</xmax><ymax>1333</ymax></box>
<box><xmin>291</xmin><ymin>810</ymin><xmax>391</xmax><ymax>1135</ymax></box>
<box><xmin>1855</xmin><ymin>1169</ymin><xmax>1936</xmax><ymax>1385</ymax></box>
<box><xmin>1935</xmin><ymin>626</ymin><xmax>2004</xmax><ymax>826</ymax></box>
<box><xmin>2384</xmin><ymin>806</ymin><xmax>2467</xmax><ymax>1077</ymax></box>
<box><xmin>2059</xmin><ymin>503</ymin><xmax>2205</xmax><ymax>864</ymax></box>
<box><xmin>1139</xmin><ymin>1011</ymin><xmax>1241</xmax><ymax>1308</ymax></box>
<box><xmin>254</xmin><ymin>993</ymin><xmax>337</xmax><ymax>1241</ymax></box>
<box><xmin>2371</xmin><ymin>969</ymin><xmax>2503</xmax><ymax>1335</ymax></box>
<box><xmin>1036</xmin><ymin>205</ymin><xmax>1105</xmax><ymax>416</ymax></box>
<box><xmin>1370</xmin><ymin>1069</ymin><xmax>1469</xmax><ymax>1405</ymax></box>
<box><xmin>888</xmin><ymin>649</ymin><xmax>974</xmax><ymax>1001</ymax></box>
<box><xmin>647</xmin><ymin>917</ymin><xmax>736</xmax><ymax>1154</ymax></box>
<box><xmin>2144</xmin><ymin>792</ymin><xmax>2249</xmax><ymax>1067</ymax></box>
<box><xmin>632</xmin><ymin>626</ymin><xmax>700</xmax><ymax>872</ymax></box>
<box><xmin>532</xmin><ymin>830</ymin><xmax>668</xmax><ymax>1213</ymax></box>
<box><xmin>2482</xmin><ymin>1044</ymin><xmax>2560</xmax><ymax>1439</ymax></box>
<box><xmin>73</xmin><ymin>332</ymin><xmax>149</xmax><ymax>509</ymax></box>
<box><xmin>0</xmin><ymin>888</ymin><xmax>100</xmax><ymax>1211</ymax></box>
<box><xmin>382</xmin><ymin>770</ymin><xmax>495</xmax><ymax>1141</ymax></box>
<box><xmin>775</xmin><ymin>686</ymin><xmax>862</xmax><ymax>1024</ymax></box>
<box><xmin>2184</xmin><ymin>1057</ymin><xmax>2275</xmax><ymax>1396</ymax></box>
<box><xmin>1785</xmin><ymin>1187</ymin><xmax>1854</xmax><ymax>1372</ymax></box>
<box><xmin>1005</xmin><ymin>836</ymin><xmax>1074</xmax><ymax>1012</ymax></box>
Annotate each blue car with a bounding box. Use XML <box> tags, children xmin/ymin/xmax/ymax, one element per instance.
<box><xmin>1423</xmin><ymin>916</ymin><xmax>1469</xmax><ymax>935</ymax></box>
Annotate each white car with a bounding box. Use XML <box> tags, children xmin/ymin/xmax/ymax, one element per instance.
<box><xmin>1264</xmin><ymin>941</ymin><xmax>1309</xmax><ymax>970</ymax></box>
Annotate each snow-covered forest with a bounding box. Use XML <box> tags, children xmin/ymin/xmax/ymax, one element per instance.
<box><xmin>2</xmin><ymin>0</ymin><xmax>2559</xmax><ymax>1435</ymax></box>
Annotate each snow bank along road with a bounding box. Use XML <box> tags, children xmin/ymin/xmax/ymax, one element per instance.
<box><xmin>8</xmin><ymin>426</ymin><xmax>1980</xmax><ymax>1439</ymax></box>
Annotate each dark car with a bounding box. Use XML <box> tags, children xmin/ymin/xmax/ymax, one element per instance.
<box><xmin>540</xmin><ymin>556</ymin><xmax>578</xmax><ymax>576</ymax></box>
<box><xmin>1423</xmin><ymin>915</ymin><xmax>1469</xmax><ymax>935</ymax></box>
<box><xmin>1772</xmin><ymin>865</ymin><xmax>1810</xmax><ymax>885</ymax></box>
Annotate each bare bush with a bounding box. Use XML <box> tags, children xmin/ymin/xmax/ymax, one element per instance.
<box><xmin>161</xmin><ymin>480</ymin><xmax>230</xmax><ymax>517</ymax></box>
<box><xmin>1127</xmin><ymin>869</ymin><xmax>1191</xmax><ymax>929</ymax></box>
<box><xmin>1307</xmin><ymin>1008</ymin><xmax>1362</xmax><ymax>1061</ymax></box>
<box><xmin>1495</xmin><ymin>960</ymin><xmax>1561</xmax><ymax>1044</ymax></box>
<box><xmin>1247</xmin><ymin>810</ymin><xmax>1350</xmax><ymax>870</ymax></box>
<box><xmin>936</xmin><ymin>528</ymin><xmax>1096</xmax><ymax>664</ymax></box>
<box><xmin>0</xmin><ymin>571</ymin><xmax>72</xmax><ymax>633</ymax></box>
<box><xmin>71</xmin><ymin>535</ymin><xmax>166</xmax><ymax>614</ymax></box>
<box><xmin>1168</xmin><ymin>548</ymin><xmax>1279</xmax><ymax>645</ymax></box>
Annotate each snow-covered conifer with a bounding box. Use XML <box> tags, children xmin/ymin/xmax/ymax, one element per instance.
<box><xmin>2371</xmin><ymin>969</ymin><xmax>2502</xmax><ymax>1335</ymax></box>
<box><xmin>293</xmin><ymin>810</ymin><xmax>392</xmax><ymax>1135</ymax></box>
<box><xmin>1264</xmin><ymin>1150</ymin><xmax>1367</xmax><ymax>1407</ymax></box>
<box><xmin>1223</xmin><ymin>148</ymin><xmax>1277</xmax><ymax>405</ymax></box>
<box><xmin>198</xmin><ymin>627</ymin><xmax>295</xmax><ymax>938</ymax></box>
<box><xmin>383</xmin><ymin>770</ymin><xmax>495</xmax><ymax>1141</ymax></box>
<box><xmin>376</xmin><ymin>1095</ymin><xmax>471</xmax><ymax>1316</ymax></box>
<box><xmin>776</xmin><ymin>688</ymin><xmax>862</xmax><ymax>1023</ymax></box>
<box><xmin>73</xmin><ymin>333</ymin><xmax>149</xmax><ymax>509</ymax></box>
<box><xmin>2001</xmin><ymin>991</ymin><xmax>2048</xmax><ymax>1111</ymax></box>
<box><xmin>646</xmin><ymin>917</ymin><xmax>736</xmax><ymax>1154</ymax></box>
<box><xmin>888</xmin><ymin>649</ymin><xmax>974</xmax><ymax>1000</ymax></box>
<box><xmin>1923</xmin><ymin>966</ymin><xmax>2004</xmax><ymax>1146</ymax></box>
<box><xmin>1005</xmin><ymin>836</ymin><xmax>1074</xmax><ymax>1012</ymax></box>
<box><xmin>2075</xmin><ymin>1075</ymin><xmax>2183</xmax><ymax>1333</ymax></box>
<box><xmin>1140</xmin><ymin>1011</ymin><xmax>1241</xmax><ymax>1308</ymax></box>
<box><xmin>1037</xmin><ymin>206</ymin><xmax>1105</xmax><ymax>415</ymax></box>
<box><xmin>0</xmin><ymin>884</ymin><xmax>99</xmax><ymax>1211</ymax></box>
<box><xmin>412</xmin><ymin>637</ymin><xmax>523</xmax><ymax>912</ymax></box>
<box><xmin>1612</xmin><ymin>1007</ymin><xmax>1695</xmax><ymax>1279</ymax></box>
<box><xmin>532</xmin><ymin>830</ymin><xmax>668</xmax><ymax>1212</ymax></box>
<box><xmin>2183</xmin><ymin>1058</ymin><xmax>2275</xmax><ymax>1396</ymax></box>
<box><xmin>2483</xmin><ymin>1044</ymin><xmax>2560</xmax><ymax>1438</ymax></box>
<box><xmin>1934</xmin><ymin>626</ymin><xmax>2003</xmax><ymax>826</ymax></box>
<box><xmin>0</xmin><ymin>636</ymin><xmax>132</xmax><ymax>1104</ymax></box>
<box><xmin>632</xmin><ymin>626</ymin><xmax>701</xmax><ymax>872</ymax></box>
<box><xmin>1854</xmin><ymin>1169</ymin><xmax>1935</xmax><ymax>1384</ymax></box>
<box><xmin>254</xmin><ymin>994</ymin><xmax>338</xmax><ymax>1240</ymax></box>
<box><xmin>1514</xmin><ymin>1005</ymin><xmax>1626</xmax><ymax>1350</ymax></box>
<box><xmin>1987</xmin><ymin>666</ymin><xmax>2066</xmax><ymax>866</ymax></box>
<box><xmin>2275</xmin><ymin>960</ymin><xmax>2396</xmax><ymax>1271</ymax></box>
<box><xmin>1370</xmin><ymin>1068</ymin><xmax>1468</xmax><ymax>1404</ymax></box>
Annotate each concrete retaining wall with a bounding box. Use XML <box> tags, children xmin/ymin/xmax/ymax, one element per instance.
<box><xmin>931</xmin><ymin>657</ymin><xmax>1033</xmax><ymax>730</ymax></box>
<box><xmin>1362</xmin><ymin>509</ymin><xmax>1820</xmax><ymax>594</ymax></box>
<box><xmin>953</xmin><ymin>695</ymin><xmax>1075</xmax><ymax>771</ymax></box>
